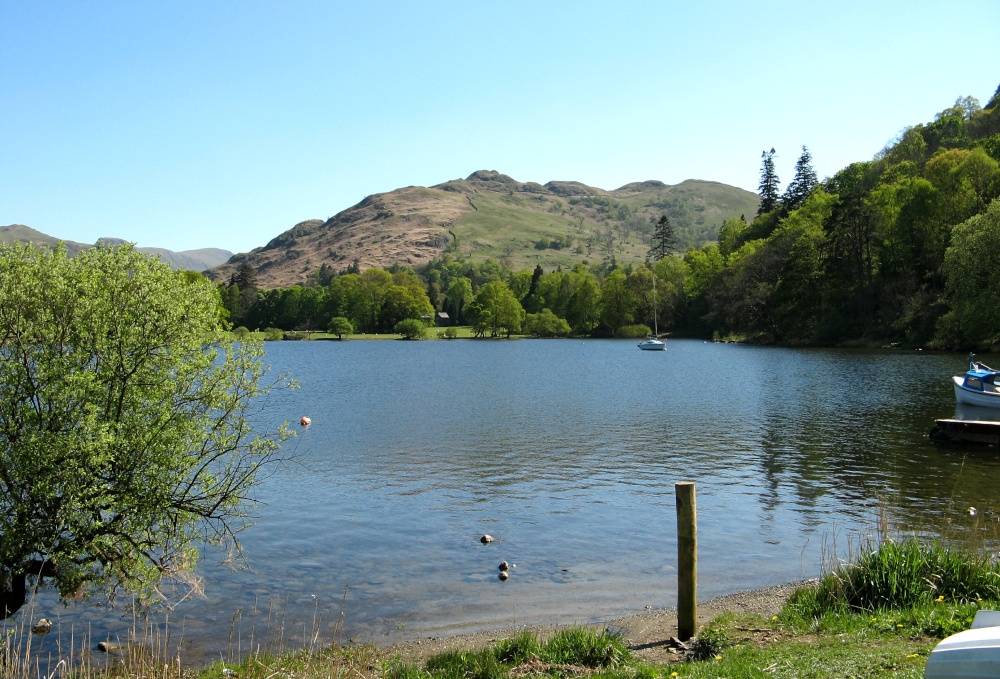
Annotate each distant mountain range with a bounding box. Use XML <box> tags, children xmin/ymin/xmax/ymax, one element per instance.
<box><xmin>208</xmin><ymin>170</ymin><xmax>759</xmax><ymax>287</ymax></box>
<box><xmin>4</xmin><ymin>171</ymin><xmax>759</xmax><ymax>287</ymax></box>
<box><xmin>0</xmin><ymin>225</ymin><xmax>233</xmax><ymax>273</ymax></box>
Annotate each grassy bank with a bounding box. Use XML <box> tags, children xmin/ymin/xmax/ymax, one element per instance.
<box><xmin>5</xmin><ymin>537</ymin><xmax>998</xmax><ymax>678</ymax></box>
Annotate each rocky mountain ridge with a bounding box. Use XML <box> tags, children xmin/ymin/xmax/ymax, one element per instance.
<box><xmin>208</xmin><ymin>171</ymin><xmax>759</xmax><ymax>287</ymax></box>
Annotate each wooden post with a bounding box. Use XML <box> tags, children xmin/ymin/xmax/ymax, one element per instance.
<box><xmin>676</xmin><ymin>481</ymin><xmax>697</xmax><ymax>641</ymax></box>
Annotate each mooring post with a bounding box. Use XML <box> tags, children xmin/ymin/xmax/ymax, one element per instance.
<box><xmin>676</xmin><ymin>481</ymin><xmax>697</xmax><ymax>641</ymax></box>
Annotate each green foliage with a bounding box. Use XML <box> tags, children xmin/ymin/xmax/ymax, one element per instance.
<box><xmin>524</xmin><ymin>309</ymin><xmax>572</xmax><ymax>337</ymax></box>
<box><xmin>941</xmin><ymin>198</ymin><xmax>1000</xmax><ymax>345</ymax></box>
<box><xmin>263</xmin><ymin>327</ymin><xmax>284</xmax><ymax>341</ymax></box>
<box><xmin>327</xmin><ymin>316</ymin><xmax>354</xmax><ymax>339</ymax></box>
<box><xmin>232</xmin><ymin>325</ymin><xmax>251</xmax><ymax>340</ymax></box>
<box><xmin>0</xmin><ymin>242</ymin><xmax>290</xmax><ymax>619</ymax></box>
<box><xmin>394</xmin><ymin>318</ymin><xmax>427</xmax><ymax>339</ymax></box>
<box><xmin>467</xmin><ymin>281</ymin><xmax>525</xmax><ymax>338</ymax></box>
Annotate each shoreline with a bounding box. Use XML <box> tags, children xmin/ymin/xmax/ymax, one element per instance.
<box><xmin>382</xmin><ymin>581</ymin><xmax>812</xmax><ymax>663</ymax></box>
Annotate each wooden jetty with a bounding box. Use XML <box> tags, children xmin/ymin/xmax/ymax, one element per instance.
<box><xmin>929</xmin><ymin>419</ymin><xmax>1000</xmax><ymax>446</ymax></box>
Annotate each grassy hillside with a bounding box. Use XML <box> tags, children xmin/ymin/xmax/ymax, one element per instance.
<box><xmin>209</xmin><ymin>171</ymin><xmax>759</xmax><ymax>286</ymax></box>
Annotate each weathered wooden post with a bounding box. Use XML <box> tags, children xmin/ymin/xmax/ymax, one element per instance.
<box><xmin>676</xmin><ymin>481</ymin><xmax>697</xmax><ymax>641</ymax></box>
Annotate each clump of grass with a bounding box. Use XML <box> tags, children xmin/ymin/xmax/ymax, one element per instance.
<box><xmin>388</xmin><ymin>628</ymin><xmax>632</xmax><ymax>679</ymax></box>
<box><xmin>787</xmin><ymin>537</ymin><xmax>1000</xmax><ymax>618</ymax></box>
<box><xmin>690</xmin><ymin>623</ymin><xmax>732</xmax><ymax>660</ymax></box>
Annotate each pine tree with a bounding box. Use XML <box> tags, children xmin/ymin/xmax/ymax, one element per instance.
<box><xmin>648</xmin><ymin>215</ymin><xmax>677</xmax><ymax>260</ymax></box>
<box><xmin>782</xmin><ymin>146</ymin><xmax>818</xmax><ymax>212</ymax></box>
<box><xmin>756</xmin><ymin>148</ymin><xmax>780</xmax><ymax>217</ymax></box>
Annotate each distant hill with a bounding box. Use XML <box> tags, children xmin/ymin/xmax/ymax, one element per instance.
<box><xmin>0</xmin><ymin>226</ymin><xmax>233</xmax><ymax>272</ymax></box>
<box><xmin>208</xmin><ymin>171</ymin><xmax>759</xmax><ymax>287</ymax></box>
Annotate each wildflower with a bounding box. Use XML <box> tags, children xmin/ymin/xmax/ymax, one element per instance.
<box><xmin>907</xmin><ymin>653</ymin><xmax>920</xmax><ymax>659</ymax></box>
<box><xmin>871</xmin><ymin>617</ymin><xmax>878</xmax><ymax>623</ymax></box>
<box><xmin>715</xmin><ymin>654</ymin><xmax>723</xmax><ymax>661</ymax></box>
<box><xmin>771</xmin><ymin>615</ymin><xmax>778</xmax><ymax>621</ymax></box>
<box><xmin>897</xmin><ymin>624</ymin><xmax>904</xmax><ymax>628</ymax></box>
<box><xmin>936</xmin><ymin>595</ymin><xmax>945</xmax><ymax>602</ymax></box>
<box><xmin>671</xmin><ymin>674</ymin><xmax>679</xmax><ymax>678</ymax></box>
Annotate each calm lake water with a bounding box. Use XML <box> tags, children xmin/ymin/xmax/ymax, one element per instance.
<box><xmin>17</xmin><ymin>339</ymin><xmax>1000</xmax><ymax>662</ymax></box>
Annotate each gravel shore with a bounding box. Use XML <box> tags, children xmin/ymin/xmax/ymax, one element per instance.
<box><xmin>385</xmin><ymin>581</ymin><xmax>813</xmax><ymax>664</ymax></box>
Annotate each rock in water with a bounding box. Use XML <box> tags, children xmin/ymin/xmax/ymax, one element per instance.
<box><xmin>480</xmin><ymin>534</ymin><xmax>494</xmax><ymax>544</ymax></box>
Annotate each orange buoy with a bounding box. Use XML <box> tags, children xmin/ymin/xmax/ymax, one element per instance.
<box><xmin>300</xmin><ymin>416</ymin><xmax>311</xmax><ymax>426</ymax></box>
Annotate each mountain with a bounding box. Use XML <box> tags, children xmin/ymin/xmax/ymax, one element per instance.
<box><xmin>208</xmin><ymin>171</ymin><xmax>759</xmax><ymax>287</ymax></box>
<box><xmin>0</xmin><ymin>226</ymin><xmax>233</xmax><ymax>272</ymax></box>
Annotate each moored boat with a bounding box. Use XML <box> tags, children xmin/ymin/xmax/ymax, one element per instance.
<box><xmin>954</xmin><ymin>354</ymin><xmax>1000</xmax><ymax>408</ymax></box>
<box><xmin>637</xmin><ymin>276</ymin><xmax>666</xmax><ymax>351</ymax></box>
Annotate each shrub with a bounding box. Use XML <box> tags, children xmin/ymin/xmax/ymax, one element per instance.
<box><xmin>395</xmin><ymin>318</ymin><xmax>426</xmax><ymax>339</ymax></box>
<box><xmin>262</xmin><ymin>327</ymin><xmax>284</xmax><ymax>341</ymax></box>
<box><xmin>787</xmin><ymin>537</ymin><xmax>1000</xmax><ymax>617</ymax></box>
<box><xmin>232</xmin><ymin>326</ymin><xmax>250</xmax><ymax>340</ymax></box>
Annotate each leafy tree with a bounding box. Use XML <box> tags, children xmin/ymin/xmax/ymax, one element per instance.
<box><xmin>394</xmin><ymin>318</ymin><xmax>426</xmax><ymax>339</ymax></box>
<box><xmin>466</xmin><ymin>281</ymin><xmax>525</xmax><ymax>338</ymax></box>
<box><xmin>565</xmin><ymin>274</ymin><xmax>602</xmax><ymax>335</ymax></box>
<box><xmin>524</xmin><ymin>309</ymin><xmax>572</xmax><ymax>337</ymax></box>
<box><xmin>0</xmin><ymin>243</ymin><xmax>290</xmax><ymax>619</ymax></box>
<box><xmin>598</xmin><ymin>270</ymin><xmax>636</xmax><ymax>333</ymax></box>
<box><xmin>757</xmin><ymin>148</ymin><xmax>780</xmax><ymax>216</ymax></box>
<box><xmin>378</xmin><ymin>284</ymin><xmax>434</xmax><ymax>332</ymax></box>
<box><xmin>328</xmin><ymin>316</ymin><xmax>353</xmax><ymax>339</ymax></box>
<box><xmin>648</xmin><ymin>215</ymin><xmax>677</xmax><ymax>260</ymax></box>
<box><xmin>782</xmin><ymin>146</ymin><xmax>818</xmax><ymax>211</ymax></box>
<box><xmin>445</xmin><ymin>277</ymin><xmax>473</xmax><ymax>324</ymax></box>
<box><xmin>717</xmin><ymin>216</ymin><xmax>748</xmax><ymax>259</ymax></box>
<box><xmin>941</xmin><ymin>198</ymin><xmax>1000</xmax><ymax>345</ymax></box>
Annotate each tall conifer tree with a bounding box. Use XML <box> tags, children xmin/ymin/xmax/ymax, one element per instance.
<box><xmin>782</xmin><ymin>146</ymin><xmax>818</xmax><ymax>211</ymax></box>
<box><xmin>756</xmin><ymin>148</ymin><xmax>780</xmax><ymax>216</ymax></box>
<box><xmin>648</xmin><ymin>215</ymin><xmax>677</xmax><ymax>260</ymax></box>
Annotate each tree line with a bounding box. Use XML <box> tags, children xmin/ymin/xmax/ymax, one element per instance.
<box><xmin>222</xmin><ymin>84</ymin><xmax>1000</xmax><ymax>348</ymax></box>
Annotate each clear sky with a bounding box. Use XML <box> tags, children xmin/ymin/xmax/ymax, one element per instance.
<box><xmin>2</xmin><ymin>2</ymin><xmax>998</xmax><ymax>255</ymax></box>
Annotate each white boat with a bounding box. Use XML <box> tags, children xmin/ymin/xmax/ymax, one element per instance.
<box><xmin>638</xmin><ymin>276</ymin><xmax>665</xmax><ymax>351</ymax></box>
<box><xmin>924</xmin><ymin>610</ymin><xmax>1000</xmax><ymax>678</ymax></box>
<box><xmin>954</xmin><ymin>354</ymin><xmax>1000</xmax><ymax>408</ymax></box>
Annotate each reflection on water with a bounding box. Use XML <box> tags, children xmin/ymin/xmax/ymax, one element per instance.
<box><xmin>15</xmin><ymin>340</ymin><xmax>1000</xmax><ymax>662</ymax></box>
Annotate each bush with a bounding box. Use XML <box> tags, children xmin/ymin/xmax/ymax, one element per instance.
<box><xmin>282</xmin><ymin>331</ymin><xmax>309</xmax><ymax>341</ymax></box>
<box><xmin>395</xmin><ymin>318</ymin><xmax>426</xmax><ymax>339</ymax></box>
<box><xmin>615</xmin><ymin>324</ymin><xmax>652</xmax><ymax>339</ymax></box>
<box><xmin>262</xmin><ymin>327</ymin><xmax>284</xmax><ymax>341</ymax></box>
<box><xmin>787</xmin><ymin>537</ymin><xmax>1000</xmax><ymax>617</ymax></box>
<box><xmin>524</xmin><ymin>309</ymin><xmax>572</xmax><ymax>337</ymax></box>
<box><xmin>232</xmin><ymin>326</ymin><xmax>250</xmax><ymax>340</ymax></box>
<box><xmin>442</xmin><ymin>326</ymin><xmax>458</xmax><ymax>339</ymax></box>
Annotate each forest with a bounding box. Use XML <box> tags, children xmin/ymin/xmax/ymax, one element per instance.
<box><xmin>220</xmin><ymin>84</ymin><xmax>1000</xmax><ymax>349</ymax></box>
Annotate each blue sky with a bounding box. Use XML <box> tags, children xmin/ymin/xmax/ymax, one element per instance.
<box><xmin>2</xmin><ymin>2</ymin><xmax>998</xmax><ymax>255</ymax></box>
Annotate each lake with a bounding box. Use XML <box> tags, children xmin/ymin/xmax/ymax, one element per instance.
<box><xmin>16</xmin><ymin>339</ymin><xmax>1000</xmax><ymax>662</ymax></box>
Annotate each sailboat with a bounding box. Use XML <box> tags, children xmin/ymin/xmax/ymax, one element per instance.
<box><xmin>637</xmin><ymin>276</ymin><xmax>666</xmax><ymax>351</ymax></box>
